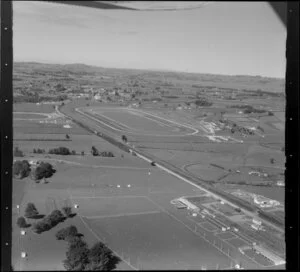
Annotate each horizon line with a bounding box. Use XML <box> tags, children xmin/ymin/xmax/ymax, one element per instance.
<box><xmin>13</xmin><ymin>60</ymin><xmax>285</xmax><ymax>80</ymax></box>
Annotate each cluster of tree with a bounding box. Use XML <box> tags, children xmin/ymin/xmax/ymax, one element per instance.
<box><xmin>91</xmin><ymin>146</ymin><xmax>114</xmax><ymax>157</ymax></box>
<box><xmin>13</xmin><ymin>160</ymin><xmax>31</xmax><ymax>179</ymax></box>
<box><xmin>56</xmin><ymin>225</ymin><xmax>80</xmax><ymax>241</ymax></box>
<box><xmin>219</xmin><ymin>119</ymin><xmax>255</xmax><ymax>136</ymax></box>
<box><xmin>14</xmin><ymin>147</ymin><xmax>24</xmax><ymax>157</ymax></box>
<box><xmin>59</xmin><ymin>228</ymin><xmax>121</xmax><ymax>271</ymax></box>
<box><xmin>13</xmin><ymin>92</ymin><xmax>68</xmax><ymax>103</ymax></box>
<box><xmin>30</xmin><ymin>205</ymin><xmax>74</xmax><ymax>234</ymax></box>
<box><xmin>228</xmin><ymin>104</ymin><xmax>267</xmax><ymax>114</ymax></box>
<box><xmin>194</xmin><ymin>97</ymin><xmax>213</xmax><ymax>107</ymax></box>
<box><xmin>33</xmin><ymin>148</ymin><xmax>46</xmax><ymax>154</ymax></box>
<box><xmin>99</xmin><ymin>151</ymin><xmax>114</xmax><ymax>157</ymax></box>
<box><xmin>48</xmin><ymin>147</ymin><xmax>76</xmax><ymax>155</ymax></box>
<box><xmin>32</xmin><ymin>209</ymin><xmax>66</xmax><ymax>234</ymax></box>
<box><xmin>31</xmin><ymin>162</ymin><xmax>56</xmax><ymax>180</ymax></box>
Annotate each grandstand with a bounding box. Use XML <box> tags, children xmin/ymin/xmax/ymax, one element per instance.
<box><xmin>253</xmin><ymin>245</ymin><xmax>286</xmax><ymax>266</ymax></box>
<box><xmin>177</xmin><ymin>197</ymin><xmax>200</xmax><ymax>212</ymax></box>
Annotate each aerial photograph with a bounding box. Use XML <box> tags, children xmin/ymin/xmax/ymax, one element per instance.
<box><xmin>11</xmin><ymin>1</ymin><xmax>286</xmax><ymax>270</ymax></box>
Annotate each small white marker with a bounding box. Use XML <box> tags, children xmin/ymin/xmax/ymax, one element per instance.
<box><xmin>127</xmin><ymin>184</ymin><xmax>131</xmax><ymax>188</ymax></box>
<box><xmin>21</xmin><ymin>252</ymin><xmax>27</xmax><ymax>258</ymax></box>
<box><xmin>148</xmin><ymin>172</ymin><xmax>151</xmax><ymax>175</ymax></box>
<box><xmin>117</xmin><ymin>185</ymin><xmax>121</xmax><ymax>188</ymax></box>
<box><xmin>74</xmin><ymin>204</ymin><xmax>79</xmax><ymax>209</ymax></box>
<box><xmin>21</xmin><ymin>230</ymin><xmax>26</xmax><ymax>235</ymax></box>
<box><xmin>192</xmin><ymin>213</ymin><xmax>197</xmax><ymax>217</ymax></box>
<box><xmin>16</xmin><ymin>205</ymin><xmax>20</xmax><ymax>209</ymax></box>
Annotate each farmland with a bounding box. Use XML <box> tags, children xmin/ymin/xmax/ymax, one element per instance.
<box><xmin>12</xmin><ymin>62</ymin><xmax>285</xmax><ymax>270</ymax></box>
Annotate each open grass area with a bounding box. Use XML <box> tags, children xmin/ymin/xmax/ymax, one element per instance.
<box><xmin>199</xmin><ymin>222</ymin><xmax>219</xmax><ymax>232</ymax></box>
<box><xmin>83</xmin><ymin>212</ymin><xmax>232</xmax><ymax>270</ymax></box>
<box><xmin>83</xmin><ymin>106</ymin><xmax>197</xmax><ymax>136</ymax></box>
<box><xmin>14</xmin><ymin>113</ymin><xmax>49</xmax><ymax>120</ymax></box>
<box><xmin>13</xmin><ymin>103</ymin><xmax>55</xmax><ymax>113</ymax></box>
<box><xmin>210</xmin><ymin>202</ymin><xmax>241</xmax><ymax>217</ymax></box>
<box><xmin>226</xmin><ymin>237</ymin><xmax>249</xmax><ymax>248</ymax></box>
<box><xmin>14</xmin><ymin>119</ymin><xmax>89</xmax><ymax>135</ymax></box>
<box><xmin>216</xmin><ymin>231</ymin><xmax>237</xmax><ymax>240</ymax></box>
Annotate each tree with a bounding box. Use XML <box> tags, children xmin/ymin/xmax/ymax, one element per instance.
<box><xmin>66</xmin><ymin>134</ymin><xmax>70</xmax><ymax>140</ymax></box>
<box><xmin>14</xmin><ymin>147</ymin><xmax>24</xmax><ymax>157</ymax></box>
<box><xmin>86</xmin><ymin>242</ymin><xmax>121</xmax><ymax>271</ymax></box>
<box><xmin>121</xmin><ymin>135</ymin><xmax>127</xmax><ymax>143</ymax></box>
<box><xmin>71</xmin><ymin>150</ymin><xmax>76</xmax><ymax>155</ymax></box>
<box><xmin>62</xmin><ymin>206</ymin><xmax>73</xmax><ymax>218</ymax></box>
<box><xmin>13</xmin><ymin>160</ymin><xmax>31</xmax><ymax>179</ymax></box>
<box><xmin>270</xmin><ymin>158</ymin><xmax>275</xmax><ymax>164</ymax></box>
<box><xmin>56</xmin><ymin>226</ymin><xmax>78</xmax><ymax>241</ymax></box>
<box><xmin>16</xmin><ymin>216</ymin><xmax>29</xmax><ymax>228</ymax></box>
<box><xmin>24</xmin><ymin>203</ymin><xmax>39</xmax><ymax>218</ymax></box>
<box><xmin>91</xmin><ymin>146</ymin><xmax>99</xmax><ymax>156</ymax></box>
<box><xmin>32</xmin><ymin>162</ymin><xmax>56</xmax><ymax>180</ymax></box>
<box><xmin>81</xmin><ymin>151</ymin><xmax>85</xmax><ymax>156</ymax></box>
<box><xmin>48</xmin><ymin>210</ymin><xmax>65</xmax><ymax>226</ymax></box>
<box><xmin>268</xmin><ymin>111</ymin><xmax>274</xmax><ymax>116</ymax></box>
<box><xmin>63</xmin><ymin>238</ymin><xmax>90</xmax><ymax>271</ymax></box>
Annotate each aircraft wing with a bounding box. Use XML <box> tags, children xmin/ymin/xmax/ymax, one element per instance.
<box><xmin>45</xmin><ymin>1</ymin><xmax>286</xmax><ymax>27</ymax></box>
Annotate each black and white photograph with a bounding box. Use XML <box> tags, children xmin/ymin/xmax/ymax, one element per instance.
<box><xmin>3</xmin><ymin>1</ymin><xmax>293</xmax><ymax>270</ymax></box>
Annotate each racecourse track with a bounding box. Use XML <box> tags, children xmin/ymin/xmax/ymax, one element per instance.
<box><xmin>76</xmin><ymin>107</ymin><xmax>200</xmax><ymax>137</ymax></box>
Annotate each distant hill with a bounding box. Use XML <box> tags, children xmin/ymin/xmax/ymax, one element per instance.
<box><xmin>14</xmin><ymin>62</ymin><xmax>285</xmax><ymax>93</ymax></box>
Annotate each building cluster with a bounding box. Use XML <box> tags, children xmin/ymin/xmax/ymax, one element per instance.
<box><xmin>250</xmin><ymin>218</ymin><xmax>265</xmax><ymax>231</ymax></box>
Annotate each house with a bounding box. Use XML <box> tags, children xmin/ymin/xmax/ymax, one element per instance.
<box><xmin>94</xmin><ymin>94</ymin><xmax>102</xmax><ymax>100</ymax></box>
<box><xmin>108</xmin><ymin>90</ymin><xmax>116</xmax><ymax>96</ymax></box>
<box><xmin>277</xmin><ymin>180</ymin><xmax>285</xmax><ymax>186</ymax></box>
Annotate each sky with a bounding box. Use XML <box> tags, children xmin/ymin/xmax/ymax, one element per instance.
<box><xmin>13</xmin><ymin>1</ymin><xmax>286</xmax><ymax>78</ymax></box>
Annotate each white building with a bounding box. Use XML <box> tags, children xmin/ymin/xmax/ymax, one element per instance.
<box><xmin>252</xmin><ymin>218</ymin><xmax>262</xmax><ymax>225</ymax></box>
<box><xmin>94</xmin><ymin>94</ymin><xmax>102</xmax><ymax>100</ymax></box>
